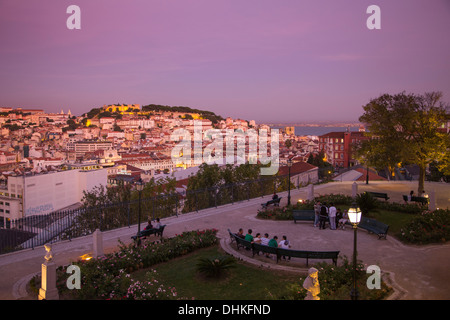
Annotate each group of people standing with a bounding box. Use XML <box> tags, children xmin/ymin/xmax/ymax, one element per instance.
<box><xmin>314</xmin><ymin>201</ymin><xmax>348</xmax><ymax>230</ymax></box>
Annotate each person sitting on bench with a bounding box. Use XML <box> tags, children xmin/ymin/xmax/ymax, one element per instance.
<box><xmin>153</xmin><ymin>217</ymin><xmax>161</xmax><ymax>229</ymax></box>
<box><xmin>264</xmin><ymin>193</ymin><xmax>279</xmax><ymax>207</ymax></box>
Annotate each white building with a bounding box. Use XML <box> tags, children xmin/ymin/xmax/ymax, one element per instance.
<box><xmin>0</xmin><ymin>168</ymin><xmax>108</xmax><ymax>222</ymax></box>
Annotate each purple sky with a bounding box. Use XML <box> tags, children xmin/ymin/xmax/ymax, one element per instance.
<box><xmin>1</xmin><ymin>0</ymin><xmax>450</xmax><ymax>123</ymax></box>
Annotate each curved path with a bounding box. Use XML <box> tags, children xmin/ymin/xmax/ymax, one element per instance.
<box><xmin>1</xmin><ymin>181</ymin><xmax>449</xmax><ymax>300</ymax></box>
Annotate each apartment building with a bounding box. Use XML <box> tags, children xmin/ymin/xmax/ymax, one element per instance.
<box><xmin>318</xmin><ymin>131</ymin><xmax>368</xmax><ymax>168</ymax></box>
<box><xmin>66</xmin><ymin>139</ymin><xmax>113</xmax><ymax>157</ymax></box>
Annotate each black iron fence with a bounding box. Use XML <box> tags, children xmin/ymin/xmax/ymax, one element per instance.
<box><xmin>0</xmin><ymin>173</ymin><xmax>303</xmax><ymax>255</ymax></box>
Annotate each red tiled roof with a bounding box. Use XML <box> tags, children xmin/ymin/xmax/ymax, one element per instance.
<box><xmin>278</xmin><ymin>161</ymin><xmax>317</xmax><ymax>176</ymax></box>
<box><xmin>354</xmin><ymin>168</ymin><xmax>387</xmax><ymax>181</ymax></box>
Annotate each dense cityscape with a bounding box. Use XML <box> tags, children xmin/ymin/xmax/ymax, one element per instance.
<box><xmin>0</xmin><ymin>103</ymin><xmax>364</xmax><ymax>222</ymax></box>
<box><xmin>1</xmin><ymin>0</ymin><xmax>450</xmax><ymax>305</ymax></box>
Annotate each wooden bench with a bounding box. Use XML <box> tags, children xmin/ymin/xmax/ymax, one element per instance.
<box><xmin>358</xmin><ymin>217</ymin><xmax>389</xmax><ymax>240</ymax></box>
<box><xmin>131</xmin><ymin>224</ymin><xmax>166</xmax><ymax>242</ymax></box>
<box><xmin>261</xmin><ymin>197</ymin><xmax>282</xmax><ymax>209</ymax></box>
<box><xmin>276</xmin><ymin>248</ymin><xmax>339</xmax><ymax>266</ymax></box>
<box><xmin>402</xmin><ymin>195</ymin><xmax>429</xmax><ymax>205</ymax></box>
<box><xmin>229</xmin><ymin>231</ymin><xmax>339</xmax><ymax>266</ymax></box>
<box><xmin>367</xmin><ymin>191</ymin><xmax>389</xmax><ymax>201</ymax></box>
<box><xmin>292</xmin><ymin>210</ymin><xmax>315</xmax><ymax>223</ymax></box>
<box><xmin>233</xmin><ymin>234</ymin><xmax>253</xmax><ymax>251</ymax></box>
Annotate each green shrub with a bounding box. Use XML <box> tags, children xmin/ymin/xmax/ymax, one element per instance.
<box><xmin>375</xmin><ymin>201</ymin><xmax>423</xmax><ymax>214</ymax></box>
<box><xmin>257</xmin><ymin>206</ymin><xmax>293</xmax><ymax>220</ymax></box>
<box><xmin>356</xmin><ymin>192</ymin><xmax>378</xmax><ymax>216</ymax></box>
<box><xmin>196</xmin><ymin>255</ymin><xmax>236</xmax><ymax>278</ymax></box>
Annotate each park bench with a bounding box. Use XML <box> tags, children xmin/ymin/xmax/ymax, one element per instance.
<box><xmin>292</xmin><ymin>210</ymin><xmax>315</xmax><ymax>223</ymax></box>
<box><xmin>131</xmin><ymin>224</ymin><xmax>166</xmax><ymax>242</ymax></box>
<box><xmin>261</xmin><ymin>197</ymin><xmax>282</xmax><ymax>209</ymax></box>
<box><xmin>276</xmin><ymin>248</ymin><xmax>339</xmax><ymax>266</ymax></box>
<box><xmin>229</xmin><ymin>231</ymin><xmax>339</xmax><ymax>266</ymax></box>
<box><xmin>367</xmin><ymin>191</ymin><xmax>389</xmax><ymax>201</ymax></box>
<box><xmin>402</xmin><ymin>195</ymin><xmax>429</xmax><ymax>205</ymax></box>
<box><xmin>233</xmin><ymin>233</ymin><xmax>253</xmax><ymax>251</ymax></box>
<box><xmin>358</xmin><ymin>217</ymin><xmax>389</xmax><ymax>240</ymax></box>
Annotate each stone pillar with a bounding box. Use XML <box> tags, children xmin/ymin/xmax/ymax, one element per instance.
<box><xmin>38</xmin><ymin>245</ymin><xmax>59</xmax><ymax>300</ymax></box>
<box><xmin>352</xmin><ymin>182</ymin><xmax>358</xmax><ymax>198</ymax></box>
<box><xmin>93</xmin><ymin>228</ymin><xmax>104</xmax><ymax>258</ymax></box>
<box><xmin>307</xmin><ymin>184</ymin><xmax>314</xmax><ymax>201</ymax></box>
<box><xmin>429</xmin><ymin>190</ymin><xmax>436</xmax><ymax>211</ymax></box>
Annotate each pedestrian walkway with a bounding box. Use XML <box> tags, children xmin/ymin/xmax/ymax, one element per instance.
<box><xmin>1</xmin><ymin>181</ymin><xmax>449</xmax><ymax>300</ymax></box>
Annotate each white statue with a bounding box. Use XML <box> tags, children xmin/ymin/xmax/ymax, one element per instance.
<box><xmin>303</xmin><ymin>267</ymin><xmax>320</xmax><ymax>300</ymax></box>
<box><xmin>44</xmin><ymin>244</ymin><xmax>53</xmax><ymax>262</ymax></box>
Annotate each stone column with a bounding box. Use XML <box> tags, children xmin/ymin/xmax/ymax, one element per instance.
<box><xmin>352</xmin><ymin>182</ymin><xmax>358</xmax><ymax>198</ymax></box>
<box><xmin>429</xmin><ymin>190</ymin><xmax>436</xmax><ymax>211</ymax></box>
<box><xmin>93</xmin><ymin>228</ymin><xmax>104</xmax><ymax>258</ymax></box>
<box><xmin>38</xmin><ymin>245</ymin><xmax>59</xmax><ymax>300</ymax></box>
<box><xmin>307</xmin><ymin>184</ymin><xmax>314</xmax><ymax>201</ymax></box>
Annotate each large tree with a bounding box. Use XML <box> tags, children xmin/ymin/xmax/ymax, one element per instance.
<box><xmin>358</xmin><ymin>91</ymin><xmax>450</xmax><ymax>193</ymax></box>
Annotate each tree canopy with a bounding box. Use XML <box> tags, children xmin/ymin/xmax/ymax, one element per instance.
<box><xmin>357</xmin><ymin>91</ymin><xmax>450</xmax><ymax>193</ymax></box>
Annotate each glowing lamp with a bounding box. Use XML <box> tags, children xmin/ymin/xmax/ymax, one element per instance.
<box><xmin>348</xmin><ymin>202</ymin><xmax>362</xmax><ymax>225</ymax></box>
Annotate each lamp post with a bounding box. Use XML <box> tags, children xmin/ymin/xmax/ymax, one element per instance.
<box><xmin>348</xmin><ymin>202</ymin><xmax>362</xmax><ymax>300</ymax></box>
<box><xmin>136</xmin><ymin>179</ymin><xmax>144</xmax><ymax>245</ymax></box>
<box><xmin>287</xmin><ymin>159</ymin><xmax>292</xmax><ymax>206</ymax></box>
<box><xmin>366</xmin><ymin>164</ymin><xmax>369</xmax><ymax>185</ymax></box>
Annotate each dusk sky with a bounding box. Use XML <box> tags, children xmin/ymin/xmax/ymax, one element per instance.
<box><xmin>1</xmin><ymin>0</ymin><xmax>450</xmax><ymax>123</ymax></box>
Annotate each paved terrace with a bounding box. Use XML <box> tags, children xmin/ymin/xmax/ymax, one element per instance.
<box><xmin>1</xmin><ymin>181</ymin><xmax>449</xmax><ymax>300</ymax></box>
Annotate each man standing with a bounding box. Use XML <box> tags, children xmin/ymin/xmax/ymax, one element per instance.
<box><xmin>329</xmin><ymin>203</ymin><xmax>337</xmax><ymax>230</ymax></box>
<box><xmin>314</xmin><ymin>201</ymin><xmax>321</xmax><ymax>227</ymax></box>
<box><xmin>319</xmin><ymin>203</ymin><xmax>328</xmax><ymax>230</ymax></box>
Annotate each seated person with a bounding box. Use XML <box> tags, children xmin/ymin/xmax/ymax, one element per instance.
<box><xmin>244</xmin><ymin>229</ymin><xmax>254</xmax><ymax>242</ymax></box>
<box><xmin>267</xmin><ymin>236</ymin><xmax>279</xmax><ymax>259</ymax></box>
<box><xmin>252</xmin><ymin>233</ymin><xmax>262</xmax><ymax>244</ymax></box>
<box><xmin>153</xmin><ymin>217</ymin><xmax>161</xmax><ymax>229</ymax></box>
<box><xmin>338</xmin><ymin>210</ymin><xmax>349</xmax><ymax>230</ymax></box>
<box><xmin>144</xmin><ymin>219</ymin><xmax>153</xmax><ymax>231</ymax></box>
<box><xmin>336</xmin><ymin>208</ymin><xmax>343</xmax><ymax>223</ymax></box>
<box><xmin>260</xmin><ymin>233</ymin><xmax>270</xmax><ymax>245</ymax></box>
<box><xmin>268</xmin><ymin>236</ymin><xmax>278</xmax><ymax>248</ymax></box>
<box><xmin>264</xmin><ymin>193</ymin><xmax>279</xmax><ymax>207</ymax></box>
<box><xmin>236</xmin><ymin>228</ymin><xmax>245</xmax><ymax>238</ymax></box>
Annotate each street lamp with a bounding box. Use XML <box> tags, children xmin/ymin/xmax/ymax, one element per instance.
<box><xmin>287</xmin><ymin>158</ymin><xmax>292</xmax><ymax>206</ymax></box>
<box><xmin>348</xmin><ymin>202</ymin><xmax>362</xmax><ymax>300</ymax></box>
<box><xmin>136</xmin><ymin>179</ymin><xmax>144</xmax><ymax>245</ymax></box>
<box><xmin>366</xmin><ymin>164</ymin><xmax>369</xmax><ymax>185</ymax></box>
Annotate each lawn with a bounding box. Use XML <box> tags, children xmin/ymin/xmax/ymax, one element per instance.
<box><xmin>332</xmin><ymin>205</ymin><xmax>415</xmax><ymax>238</ymax></box>
<box><xmin>365</xmin><ymin>209</ymin><xmax>415</xmax><ymax>237</ymax></box>
<box><xmin>132</xmin><ymin>245</ymin><xmax>301</xmax><ymax>300</ymax></box>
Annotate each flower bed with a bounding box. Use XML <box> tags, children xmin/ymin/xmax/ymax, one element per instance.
<box><xmin>33</xmin><ymin>229</ymin><xmax>219</xmax><ymax>300</ymax></box>
<box><xmin>399</xmin><ymin>209</ymin><xmax>450</xmax><ymax>244</ymax></box>
<box><xmin>257</xmin><ymin>193</ymin><xmax>425</xmax><ymax>221</ymax></box>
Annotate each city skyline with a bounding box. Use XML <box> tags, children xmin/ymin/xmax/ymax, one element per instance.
<box><xmin>1</xmin><ymin>0</ymin><xmax>450</xmax><ymax>123</ymax></box>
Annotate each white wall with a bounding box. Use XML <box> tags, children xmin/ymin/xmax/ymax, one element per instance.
<box><xmin>19</xmin><ymin>168</ymin><xmax>108</xmax><ymax>216</ymax></box>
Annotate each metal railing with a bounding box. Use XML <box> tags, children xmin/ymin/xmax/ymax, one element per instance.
<box><xmin>0</xmin><ymin>173</ymin><xmax>301</xmax><ymax>255</ymax></box>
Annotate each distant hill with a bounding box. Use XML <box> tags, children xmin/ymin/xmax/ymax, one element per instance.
<box><xmin>83</xmin><ymin>103</ymin><xmax>224</xmax><ymax>124</ymax></box>
<box><xmin>142</xmin><ymin>104</ymin><xmax>224</xmax><ymax>124</ymax></box>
